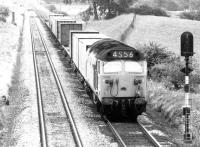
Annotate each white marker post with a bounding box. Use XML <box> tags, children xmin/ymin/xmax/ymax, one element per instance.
<box><xmin>12</xmin><ymin>12</ymin><xmax>15</xmax><ymax>24</ymax></box>
<box><xmin>180</xmin><ymin>31</ymin><xmax>193</xmax><ymax>143</ymax></box>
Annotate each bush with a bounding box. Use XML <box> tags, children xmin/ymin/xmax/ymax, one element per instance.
<box><xmin>137</xmin><ymin>42</ymin><xmax>200</xmax><ymax>91</ymax></box>
<box><xmin>127</xmin><ymin>5</ymin><xmax>169</xmax><ymax>17</ymax></box>
<box><xmin>104</xmin><ymin>3</ymin><xmax>121</xmax><ymax>19</ymax></box>
<box><xmin>162</xmin><ymin>0</ymin><xmax>181</xmax><ymax>11</ymax></box>
<box><xmin>137</xmin><ymin>42</ymin><xmax>172</xmax><ymax>68</ymax></box>
<box><xmin>47</xmin><ymin>5</ymin><xmax>56</xmax><ymax>12</ymax></box>
<box><xmin>0</xmin><ymin>15</ymin><xmax>6</xmax><ymax>22</ymax></box>
<box><xmin>180</xmin><ymin>11</ymin><xmax>200</xmax><ymax>21</ymax></box>
<box><xmin>81</xmin><ymin>11</ymin><xmax>90</xmax><ymax>22</ymax></box>
<box><xmin>0</xmin><ymin>6</ymin><xmax>9</xmax><ymax>17</ymax></box>
<box><xmin>151</xmin><ymin>7</ymin><xmax>168</xmax><ymax>16</ymax></box>
<box><xmin>150</xmin><ymin>60</ymin><xmax>200</xmax><ymax>91</ymax></box>
<box><xmin>150</xmin><ymin>61</ymin><xmax>185</xmax><ymax>90</ymax></box>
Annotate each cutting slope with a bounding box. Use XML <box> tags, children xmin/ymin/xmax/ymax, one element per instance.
<box><xmin>86</xmin><ymin>14</ymin><xmax>200</xmax><ymax>58</ymax></box>
<box><xmin>86</xmin><ymin>13</ymin><xmax>200</xmax><ymax>145</ymax></box>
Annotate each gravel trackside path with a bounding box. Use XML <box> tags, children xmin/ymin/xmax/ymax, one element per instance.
<box><xmin>2</xmin><ymin>12</ymin><xmax>40</xmax><ymax>147</ymax></box>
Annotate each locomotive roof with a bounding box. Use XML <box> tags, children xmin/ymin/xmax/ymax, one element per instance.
<box><xmin>88</xmin><ymin>38</ymin><xmax>145</xmax><ymax>61</ymax></box>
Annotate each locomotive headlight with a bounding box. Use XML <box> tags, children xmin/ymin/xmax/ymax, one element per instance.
<box><xmin>134</xmin><ymin>79</ymin><xmax>142</xmax><ymax>85</ymax></box>
<box><xmin>104</xmin><ymin>79</ymin><xmax>113</xmax><ymax>86</ymax></box>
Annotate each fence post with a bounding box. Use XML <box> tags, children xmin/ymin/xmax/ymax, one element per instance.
<box><xmin>12</xmin><ymin>11</ymin><xmax>15</xmax><ymax>24</ymax></box>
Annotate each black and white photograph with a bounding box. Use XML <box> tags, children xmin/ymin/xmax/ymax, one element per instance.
<box><xmin>0</xmin><ymin>0</ymin><xmax>200</xmax><ymax>146</ymax></box>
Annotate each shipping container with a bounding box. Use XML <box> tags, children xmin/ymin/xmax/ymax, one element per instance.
<box><xmin>71</xmin><ymin>33</ymin><xmax>108</xmax><ymax>71</ymax></box>
<box><xmin>69</xmin><ymin>31</ymin><xmax>99</xmax><ymax>58</ymax></box>
<box><xmin>48</xmin><ymin>14</ymin><xmax>65</xmax><ymax>29</ymax></box>
<box><xmin>52</xmin><ymin>17</ymin><xmax>75</xmax><ymax>38</ymax></box>
<box><xmin>55</xmin><ymin>19</ymin><xmax>76</xmax><ymax>39</ymax></box>
<box><xmin>59</xmin><ymin>23</ymin><xmax>83</xmax><ymax>47</ymax></box>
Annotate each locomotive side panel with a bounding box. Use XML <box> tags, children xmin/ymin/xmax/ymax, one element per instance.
<box><xmin>78</xmin><ymin>39</ymin><xmax>101</xmax><ymax>78</ymax></box>
<box><xmin>86</xmin><ymin>57</ymin><xmax>95</xmax><ymax>91</ymax></box>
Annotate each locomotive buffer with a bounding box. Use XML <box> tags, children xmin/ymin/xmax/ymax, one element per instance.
<box><xmin>180</xmin><ymin>31</ymin><xmax>194</xmax><ymax>143</ymax></box>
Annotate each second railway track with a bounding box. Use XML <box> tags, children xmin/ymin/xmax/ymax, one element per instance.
<box><xmin>29</xmin><ymin>12</ymin><xmax>83</xmax><ymax>147</ymax></box>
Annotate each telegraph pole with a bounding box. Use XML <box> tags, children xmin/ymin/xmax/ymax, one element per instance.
<box><xmin>180</xmin><ymin>31</ymin><xmax>193</xmax><ymax>144</ymax></box>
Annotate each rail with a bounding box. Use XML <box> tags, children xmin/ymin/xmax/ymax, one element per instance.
<box><xmin>103</xmin><ymin>115</ymin><xmax>162</xmax><ymax>147</ymax></box>
<box><xmin>138</xmin><ymin>119</ymin><xmax>162</xmax><ymax>147</ymax></box>
<box><xmin>30</xmin><ymin>18</ymin><xmax>48</xmax><ymax>147</ymax></box>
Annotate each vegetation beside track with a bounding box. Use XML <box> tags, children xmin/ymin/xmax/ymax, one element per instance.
<box><xmin>39</xmin><ymin>1</ymin><xmax>200</xmax><ymax>144</ymax></box>
<box><xmin>0</xmin><ymin>3</ymin><xmax>25</xmax><ymax>145</ymax></box>
<box><xmin>85</xmin><ymin>13</ymin><xmax>200</xmax><ymax>145</ymax></box>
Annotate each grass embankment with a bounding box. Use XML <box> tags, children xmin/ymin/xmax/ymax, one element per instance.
<box><xmin>87</xmin><ymin>14</ymin><xmax>200</xmax><ymax>55</ymax></box>
<box><xmin>0</xmin><ymin>4</ymin><xmax>24</xmax><ymax>144</ymax></box>
<box><xmin>0</xmin><ymin>7</ymin><xmax>23</xmax><ymax>98</ymax></box>
<box><xmin>86</xmin><ymin>14</ymin><xmax>200</xmax><ymax>144</ymax></box>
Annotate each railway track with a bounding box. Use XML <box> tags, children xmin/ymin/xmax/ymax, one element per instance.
<box><xmin>33</xmin><ymin>10</ymin><xmax>175</xmax><ymax>147</ymax></box>
<box><xmin>29</xmin><ymin>13</ymin><xmax>83</xmax><ymax>147</ymax></box>
<box><xmin>102</xmin><ymin>115</ymin><xmax>160</xmax><ymax>147</ymax></box>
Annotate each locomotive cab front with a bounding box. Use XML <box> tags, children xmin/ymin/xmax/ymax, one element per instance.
<box><xmin>87</xmin><ymin>39</ymin><xmax>147</xmax><ymax>117</ymax></box>
<box><xmin>99</xmin><ymin>60</ymin><xmax>147</xmax><ymax>116</ymax></box>
<box><xmin>100</xmin><ymin>60</ymin><xmax>146</xmax><ymax>99</ymax></box>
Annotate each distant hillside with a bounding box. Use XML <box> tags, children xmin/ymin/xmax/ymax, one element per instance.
<box><xmin>86</xmin><ymin>14</ymin><xmax>200</xmax><ymax>58</ymax></box>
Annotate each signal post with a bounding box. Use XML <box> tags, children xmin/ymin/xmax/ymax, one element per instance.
<box><xmin>180</xmin><ymin>31</ymin><xmax>193</xmax><ymax>143</ymax></box>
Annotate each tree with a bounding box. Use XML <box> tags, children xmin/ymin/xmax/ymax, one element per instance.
<box><xmin>64</xmin><ymin>0</ymin><xmax>71</xmax><ymax>4</ymax></box>
<box><xmin>92</xmin><ymin>0</ymin><xmax>99</xmax><ymax>20</ymax></box>
<box><xmin>190</xmin><ymin>0</ymin><xmax>200</xmax><ymax>10</ymax></box>
<box><xmin>91</xmin><ymin>0</ymin><xmax>132</xmax><ymax>20</ymax></box>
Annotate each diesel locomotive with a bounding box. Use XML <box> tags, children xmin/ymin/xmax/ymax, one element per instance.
<box><xmin>46</xmin><ymin>14</ymin><xmax>147</xmax><ymax>118</ymax></box>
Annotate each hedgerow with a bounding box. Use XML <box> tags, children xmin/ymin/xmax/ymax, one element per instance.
<box><xmin>180</xmin><ymin>11</ymin><xmax>200</xmax><ymax>21</ymax></box>
<box><xmin>137</xmin><ymin>42</ymin><xmax>172</xmax><ymax>68</ymax></box>
<box><xmin>0</xmin><ymin>5</ymin><xmax>9</xmax><ymax>22</ymax></box>
<box><xmin>0</xmin><ymin>5</ymin><xmax>9</xmax><ymax>17</ymax></box>
<box><xmin>126</xmin><ymin>5</ymin><xmax>169</xmax><ymax>17</ymax></box>
<box><xmin>47</xmin><ymin>4</ymin><xmax>56</xmax><ymax>12</ymax></box>
<box><xmin>80</xmin><ymin>7</ymin><xmax>91</xmax><ymax>23</ymax></box>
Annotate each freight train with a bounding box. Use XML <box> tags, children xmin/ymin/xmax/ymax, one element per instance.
<box><xmin>42</xmin><ymin>13</ymin><xmax>147</xmax><ymax>118</ymax></box>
